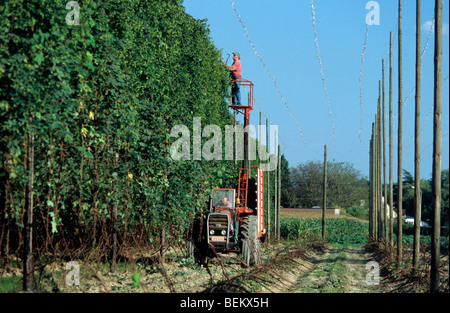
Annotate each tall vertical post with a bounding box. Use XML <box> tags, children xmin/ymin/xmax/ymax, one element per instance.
<box><xmin>322</xmin><ymin>145</ymin><xmax>327</xmax><ymax>241</ymax></box>
<box><xmin>374</xmin><ymin>114</ymin><xmax>378</xmax><ymax>240</ymax></box>
<box><xmin>243</xmin><ymin>108</ymin><xmax>250</xmax><ymax>168</ymax></box>
<box><xmin>274</xmin><ymin>141</ymin><xmax>278</xmax><ymax>240</ymax></box>
<box><xmin>431</xmin><ymin>0</ymin><xmax>443</xmax><ymax>293</ymax></box>
<box><xmin>259</xmin><ymin>111</ymin><xmax>262</xmax><ymax>169</ymax></box>
<box><xmin>378</xmin><ymin>81</ymin><xmax>383</xmax><ymax>238</ymax></box>
<box><xmin>266</xmin><ymin>118</ymin><xmax>270</xmax><ymax>243</ymax></box>
<box><xmin>259</xmin><ymin>112</ymin><xmax>262</xmax><ymax>146</ymax></box>
<box><xmin>369</xmin><ymin>130</ymin><xmax>373</xmax><ymax>238</ymax></box>
<box><xmin>234</xmin><ymin>110</ymin><xmax>237</xmax><ymax>166</ymax></box>
<box><xmin>397</xmin><ymin>0</ymin><xmax>403</xmax><ymax>263</ymax></box>
<box><xmin>382</xmin><ymin>59</ymin><xmax>388</xmax><ymax>239</ymax></box>
<box><xmin>389</xmin><ymin>32</ymin><xmax>394</xmax><ymax>246</ymax></box>
<box><xmin>23</xmin><ymin>129</ymin><xmax>34</xmax><ymax>291</ymax></box>
<box><xmin>371</xmin><ymin>123</ymin><xmax>376</xmax><ymax>238</ymax></box>
<box><xmin>413</xmin><ymin>0</ymin><xmax>422</xmax><ymax>270</ymax></box>
<box><xmin>277</xmin><ymin>144</ymin><xmax>281</xmax><ymax>241</ymax></box>
<box><xmin>112</xmin><ymin>152</ymin><xmax>118</xmax><ymax>271</ymax></box>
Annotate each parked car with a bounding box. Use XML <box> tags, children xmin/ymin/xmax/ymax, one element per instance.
<box><xmin>404</xmin><ymin>215</ymin><xmax>430</xmax><ymax>227</ymax></box>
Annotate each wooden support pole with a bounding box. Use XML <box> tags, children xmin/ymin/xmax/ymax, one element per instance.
<box><xmin>266</xmin><ymin>118</ymin><xmax>270</xmax><ymax>243</ymax></box>
<box><xmin>389</xmin><ymin>32</ymin><xmax>394</xmax><ymax>246</ymax></box>
<box><xmin>370</xmin><ymin>123</ymin><xmax>376</xmax><ymax>238</ymax></box>
<box><xmin>374</xmin><ymin>114</ymin><xmax>378</xmax><ymax>240</ymax></box>
<box><xmin>234</xmin><ymin>110</ymin><xmax>237</xmax><ymax>165</ymax></box>
<box><xmin>111</xmin><ymin>152</ymin><xmax>118</xmax><ymax>271</ymax></box>
<box><xmin>274</xmin><ymin>146</ymin><xmax>278</xmax><ymax>240</ymax></box>
<box><xmin>378</xmin><ymin>81</ymin><xmax>383</xmax><ymax>238</ymax></box>
<box><xmin>397</xmin><ymin>0</ymin><xmax>403</xmax><ymax>263</ymax></box>
<box><xmin>322</xmin><ymin>145</ymin><xmax>327</xmax><ymax>241</ymax></box>
<box><xmin>413</xmin><ymin>0</ymin><xmax>422</xmax><ymax>270</ymax></box>
<box><xmin>431</xmin><ymin>0</ymin><xmax>442</xmax><ymax>293</ymax></box>
<box><xmin>277</xmin><ymin>144</ymin><xmax>281</xmax><ymax>241</ymax></box>
<box><xmin>23</xmin><ymin>129</ymin><xmax>34</xmax><ymax>291</ymax></box>
<box><xmin>382</xmin><ymin>59</ymin><xmax>388</xmax><ymax>239</ymax></box>
<box><xmin>369</xmin><ymin>130</ymin><xmax>373</xmax><ymax>238</ymax></box>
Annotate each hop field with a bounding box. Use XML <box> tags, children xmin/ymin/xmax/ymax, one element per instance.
<box><xmin>280</xmin><ymin>217</ymin><xmax>369</xmax><ymax>246</ymax></box>
<box><xmin>281</xmin><ymin>216</ymin><xmax>449</xmax><ymax>251</ymax></box>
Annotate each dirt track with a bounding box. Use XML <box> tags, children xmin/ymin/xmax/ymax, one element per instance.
<box><xmin>258</xmin><ymin>244</ymin><xmax>382</xmax><ymax>293</ymax></box>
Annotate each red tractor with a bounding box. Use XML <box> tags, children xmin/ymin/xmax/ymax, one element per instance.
<box><xmin>187</xmin><ymin>79</ymin><xmax>266</xmax><ymax>266</ymax></box>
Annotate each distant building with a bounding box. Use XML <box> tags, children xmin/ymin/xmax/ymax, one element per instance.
<box><xmin>281</xmin><ymin>208</ymin><xmax>341</xmax><ymax>215</ymax></box>
<box><xmin>383</xmin><ymin>197</ymin><xmax>397</xmax><ymax>219</ymax></box>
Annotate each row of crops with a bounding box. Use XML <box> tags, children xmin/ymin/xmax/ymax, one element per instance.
<box><xmin>280</xmin><ymin>217</ymin><xmax>369</xmax><ymax>245</ymax></box>
<box><xmin>0</xmin><ymin>0</ymin><xmax>242</xmax><ymax>261</ymax></box>
<box><xmin>281</xmin><ymin>217</ymin><xmax>449</xmax><ymax>250</ymax></box>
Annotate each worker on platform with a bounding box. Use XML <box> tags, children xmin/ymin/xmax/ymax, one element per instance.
<box><xmin>225</xmin><ymin>52</ymin><xmax>241</xmax><ymax>106</ymax></box>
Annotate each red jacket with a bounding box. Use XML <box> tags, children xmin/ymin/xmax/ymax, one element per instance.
<box><xmin>230</xmin><ymin>59</ymin><xmax>241</xmax><ymax>79</ymax></box>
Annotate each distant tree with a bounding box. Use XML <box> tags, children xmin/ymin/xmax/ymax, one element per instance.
<box><xmin>403</xmin><ymin>169</ymin><xmax>414</xmax><ymax>186</ymax></box>
<box><xmin>402</xmin><ymin>169</ymin><xmax>415</xmax><ymax>217</ymax></box>
<box><xmin>288</xmin><ymin>160</ymin><xmax>368</xmax><ymax>209</ymax></box>
<box><xmin>424</xmin><ymin>169</ymin><xmax>449</xmax><ymax>225</ymax></box>
<box><xmin>391</xmin><ymin>169</ymin><xmax>448</xmax><ymax>225</ymax></box>
<box><xmin>280</xmin><ymin>154</ymin><xmax>294</xmax><ymax>208</ymax></box>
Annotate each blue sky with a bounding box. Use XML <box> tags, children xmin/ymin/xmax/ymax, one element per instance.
<box><xmin>183</xmin><ymin>0</ymin><xmax>449</xmax><ymax>180</ymax></box>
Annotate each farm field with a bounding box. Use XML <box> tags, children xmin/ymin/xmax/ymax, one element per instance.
<box><xmin>0</xmin><ymin>214</ymin><xmax>380</xmax><ymax>294</ymax></box>
<box><xmin>1</xmin><ymin>214</ymin><xmax>448</xmax><ymax>295</ymax></box>
<box><xmin>0</xmin><ymin>238</ymin><xmax>381</xmax><ymax>294</ymax></box>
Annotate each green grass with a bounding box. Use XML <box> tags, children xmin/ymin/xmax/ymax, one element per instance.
<box><xmin>294</xmin><ymin>251</ymin><xmax>349</xmax><ymax>293</ymax></box>
<box><xmin>321</xmin><ymin>252</ymin><xmax>348</xmax><ymax>293</ymax></box>
<box><xmin>0</xmin><ymin>276</ymin><xmax>22</xmax><ymax>293</ymax></box>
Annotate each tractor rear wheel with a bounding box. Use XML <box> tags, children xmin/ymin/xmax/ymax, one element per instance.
<box><xmin>187</xmin><ymin>215</ymin><xmax>207</xmax><ymax>264</ymax></box>
<box><xmin>240</xmin><ymin>215</ymin><xmax>261</xmax><ymax>266</ymax></box>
